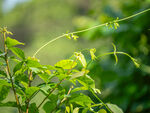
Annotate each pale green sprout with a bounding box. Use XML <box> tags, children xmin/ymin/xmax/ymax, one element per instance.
<box><xmin>65</xmin><ymin>34</ymin><xmax>71</xmax><ymax>39</ymax></box>
<box><xmin>90</xmin><ymin>48</ymin><xmax>97</xmax><ymax>60</ymax></box>
<box><xmin>65</xmin><ymin>33</ymin><xmax>79</xmax><ymax>40</ymax></box>
<box><xmin>74</xmin><ymin>52</ymin><xmax>87</xmax><ymax>68</ymax></box>
<box><xmin>71</xmin><ymin>33</ymin><xmax>79</xmax><ymax>40</ymax></box>
<box><xmin>113</xmin><ymin>17</ymin><xmax>120</xmax><ymax>29</ymax></box>
<box><xmin>106</xmin><ymin>17</ymin><xmax>120</xmax><ymax>29</ymax></box>
<box><xmin>0</xmin><ymin>27</ymin><xmax>13</xmax><ymax>35</ymax></box>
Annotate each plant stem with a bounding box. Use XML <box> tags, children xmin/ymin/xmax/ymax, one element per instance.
<box><xmin>26</xmin><ymin>71</ymin><xmax>32</xmax><ymax>113</ymax></box>
<box><xmin>33</xmin><ymin>8</ymin><xmax>150</xmax><ymax>57</ymax></box>
<box><xmin>51</xmin><ymin>86</ymin><xmax>73</xmax><ymax>113</ymax></box>
<box><xmin>90</xmin><ymin>89</ymin><xmax>112</xmax><ymax>113</ymax></box>
<box><xmin>3</xmin><ymin>32</ymin><xmax>22</xmax><ymax>113</ymax></box>
<box><xmin>37</xmin><ymin>79</ymin><xmax>64</xmax><ymax>109</ymax></box>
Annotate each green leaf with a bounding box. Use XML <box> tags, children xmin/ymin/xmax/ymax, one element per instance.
<box><xmin>56</xmin><ymin>74</ymin><xmax>68</xmax><ymax>81</ymax></box>
<box><xmin>26</xmin><ymin>57</ymin><xmax>42</xmax><ymax>68</ymax></box>
<box><xmin>70</xmin><ymin>71</ymin><xmax>85</xmax><ymax>80</ymax></box>
<box><xmin>25</xmin><ymin>87</ymin><xmax>40</xmax><ymax>98</ymax></box>
<box><xmin>98</xmin><ymin>109</ymin><xmax>107</xmax><ymax>113</ymax></box>
<box><xmin>77</xmin><ymin>75</ymin><xmax>101</xmax><ymax>94</ymax></box>
<box><xmin>5</xmin><ymin>37</ymin><xmax>24</xmax><ymax>48</ymax></box>
<box><xmin>74</xmin><ymin>52</ymin><xmax>87</xmax><ymax>68</ymax></box>
<box><xmin>43</xmin><ymin>101</ymin><xmax>56</xmax><ymax>113</ymax></box>
<box><xmin>0</xmin><ymin>101</ymin><xmax>17</xmax><ymax>107</ymax></box>
<box><xmin>13</xmin><ymin>61</ymin><xmax>24</xmax><ymax>75</ymax></box>
<box><xmin>29</xmin><ymin>103</ymin><xmax>39</xmax><ymax>113</ymax></box>
<box><xmin>106</xmin><ymin>103</ymin><xmax>123</xmax><ymax>113</ymax></box>
<box><xmin>72</xmin><ymin>86</ymin><xmax>88</xmax><ymax>93</ymax></box>
<box><xmin>82</xmin><ymin>108</ymin><xmax>89</xmax><ymax>113</ymax></box>
<box><xmin>90</xmin><ymin>48</ymin><xmax>97</xmax><ymax>60</ymax></box>
<box><xmin>38</xmin><ymin>73</ymin><xmax>51</xmax><ymax>83</ymax></box>
<box><xmin>0</xmin><ymin>79</ymin><xmax>11</xmax><ymax>86</ymax></box>
<box><xmin>70</xmin><ymin>93</ymin><xmax>93</xmax><ymax>107</ymax></box>
<box><xmin>55</xmin><ymin>59</ymin><xmax>77</xmax><ymax>69</ymax></box>
<box><xmin>43</xmin><ymin>94</ymin><xmax>58</xmax><ymax>113</ymax></box>
<box><xmin>0</xmin><ymin>86</ymin><xmax>10</xmax><ymax>101</ymax></box>
<box><xmin>10</xmin><ymin>47</ymin><xmax>25</xmax><ymax>60</ymax></box>
<box><xmin>0</xmin><ymin>70</ymin><xmax>7</xmax><ymax>77</ymax></box>
<box><xmin>21</xmin><ymin>81</ymin><xmax>28</xmax><ymax>88</ymax></box>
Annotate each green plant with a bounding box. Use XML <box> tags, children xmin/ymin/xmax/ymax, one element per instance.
<box><xmin>0</xmin><ymin>8</ymin><xmax>149</xmax><ymax>113</ymax></box>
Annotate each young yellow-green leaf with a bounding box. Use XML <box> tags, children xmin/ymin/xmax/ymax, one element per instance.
<box><xmin>90</xmin><ymin>48</ymin><xmax>97</xmax><ymax>60</ymax></box>
<box><xmin>5</xmin><ymin>37</ymin><xmax>24</xmax><ymax>48</ymax></box>
<box><xmin>71</xmin><ymin>34</ymin><xmax>79</xmax><ymax>40</ymax></box>
<box><xmin>21</xmin><ymin>81</ymin><xmax>28</xmax><ymax>88</ymax></box>
<box><xmin>10</xmin><ymin>47</ymin><xmax>25</xmax><ymax>60</ymax></box>
<box><xmin>70</xmin><ymin>71</ymin><xmax>85</xmax><ymax>80</ymax></box>
<box><xmin>113</xmin><ymin>17</ymin><xmax>119</xmax><ymax>29</ymax></box>
<box><xmin>82</xmin><ymin>108</ymin><xmax>89</xmax><ymax>113</ymax></box>
<box><xmin>114</xmin><ymin>22</ymin><xmax>120</xmax><ymax>29</ymax></box>
<box><xmin>72</xmin><ymin>86</ymin><xmax>88</xmax><ymax>93</ymax></box>
<box><xmin>66</xmin><ymin>106</ymin><xmax>70</xmax><ymax>113</ymax></box>
<box><xmin>55</xmin><ymin>59</ymin><xmax>77</xmax><ymax>69</ymax></box>
<box><xmin>106</xmin><ymin>103</ymin><xmax>123</xmax><ymax>113</ymax></box>
<box><xmin>70</xmin><ymin>93</ymin><xmax>93</xmax><ymax>107</ymax></box>
<box><xmin>98</xmin><ymin>109</ymin><xmax>107</xmax><ymax>113</ymax></box>
<box><xmin>38</xmin><ymin>73</ymin><xmax>51</xmax><ymax>83</ymax></box>
<box><xmin>73</xmin><ymin>107</ymin><xmax>79</xmax><ymax>113</ymax></box>
<box><xmin>74</xmin><ymin>52</ymin><xmax>87</xmax><ymax>68</ymax></box>
<box><xmin>77</xmin><ymin>75</ymin><xmax>101</xmax><ymax>94</ymax></box>
<box><xmin>0</xmin><ymin>86</ymin><xmax>10</xmax><ymax>102</ymax></box>
<box><xmin>26</xmin><ymin>57</ymin><xmax>42</xmax><ymax>68</ymax></box>
<box><xmin>70</xmin><ymin>104</ymin><xmax>73</xmax><ymax>113</ymax></box>
<box><xmin>0</xmin><ymin>79</ymin><xmax>11</xmax><ymax>87</ymax></box>
<box><xmin>65</xmin><ymin>34</ymin><xmax>71</xmax><ymax>39</ymax></box>
<box><xmin>0</xmin><ymin>27</ymin><xmax>13</xmax><ymax>35</ymax></box>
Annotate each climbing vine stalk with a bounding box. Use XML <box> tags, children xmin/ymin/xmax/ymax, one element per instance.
<box><xmin>33</xmin><ymin>8</ymin><xmax>150</xmax><ymax>57</ymax></box>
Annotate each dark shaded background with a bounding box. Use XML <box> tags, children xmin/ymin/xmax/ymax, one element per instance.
<box><xmin>0</xmin><ymin>0</ymin><xmax>150</xmax><ymax>113</ymax></box>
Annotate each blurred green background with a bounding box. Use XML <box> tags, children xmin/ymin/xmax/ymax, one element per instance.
<box><xmin>0</xmin><ymin>0</ymin><xmax>150</xmax><ymax>113</ymax></box>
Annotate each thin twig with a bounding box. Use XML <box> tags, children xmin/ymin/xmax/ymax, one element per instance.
<box><xmin>37</xmin><ymin>79</ymin><xmax>64</xmax><ymax>109</ymax></box>
<box><xmin>51</xmin><ymin>86</ymin><xmax>73</xmax><ymax>113</ymax></box>
<box><xmin>26</xmin><ymin>71</ymin><xmax>32</xmax><ymax>113</ymax></box>
<box><xmin>90</xmin><ymin>89</ymin><xmax>112</xmax><ymax>113</ymax></box>
<box><xmin>3</xmin><ymin>31</ymin><xmax>22</xmax><ymax>113</ymax></box>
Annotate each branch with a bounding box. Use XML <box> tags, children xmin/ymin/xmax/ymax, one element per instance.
<box><xmin>33</xmin><ymin>8</ymin><xmax>150</xmax><ymax>57</ymax></box>
<box><xmin>2</xmin><ymin>31</ymin><xmax>22</xmax><ymax>113</ymax></box>
<box><xmin>37</xmin><ymin>79</ymin><xmax>64</xmax><ymax>109</ymax></box>
<box><xmin>51</xmin><ymin>86</ymin><xmax>73</xmax><ymax>113</ymax></box>
<box><xmin>26</xmin><ymin>71</ymin><xmax>33</xmax><ymax>113</ymax></box>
